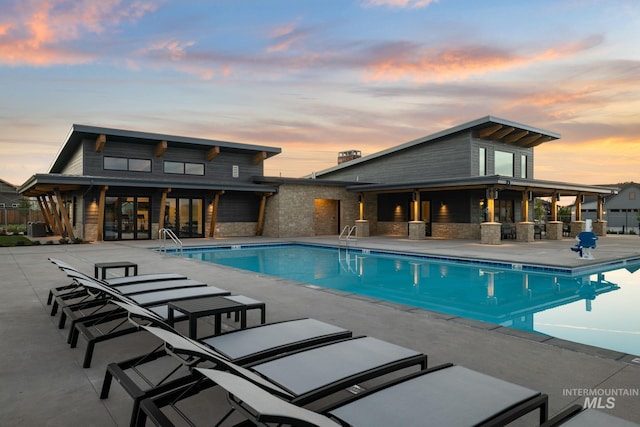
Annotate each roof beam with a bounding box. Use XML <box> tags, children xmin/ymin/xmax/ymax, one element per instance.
<box><xmin>504</xmin><ymin>130</ymin><xmax>528</xmax><ymax>143</ymax></box>
<box><xmin>519</xmin><ymin>134</ymin><xmax>544</xmax><ymax>147</ymax></box>
<box><xmin>522</xmin><ymin>135</ymin><xmax>552</xmax><ymax>148</ymax></box>
<box><xmin>477</xmin><ymin>124</ymin><xmax>503</xmax><ymax>138</ymax></box>
<box><xmin>252</xmin><ymin>151</ymin><xmax>267</xmax><ymax>165</ymax></box>
<box><xmin>95</xmin><ymin>134</ymin><xmax>106</xmax><ymax>152</ymax></box>
<box><xmin>488</xmin><ymin>127</ymin><xmax>515</xmax><ymax>140</ymax></box>
<box><xmin>207</xmin><ymin>146</ymin><xmax>220</xmax><ymax>161</ymax></box>
<box><xmin>155</xmin><ymin>140</ymin><xmax>168</xmax><ymax>157</ymax></box>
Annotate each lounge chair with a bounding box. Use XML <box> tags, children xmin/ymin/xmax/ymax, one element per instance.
<box><xmin>570</xmin><ymin>231</ymin><xmax>598</xmax><ymax>259</ymax></box>
<box><xmin>133</xmin><ymin>325</ymin><xmax>427</xmax><ymax>426</ymax></box>
<box><xmin>60</xmin><ymin>278</ymin><xmax>230</xmax><ymax>368</ymax></box>
<box><xmin>48</xmin><ymin>259</ymin><xmax>197</xmax><ymax>316</ymax></box>
<box><xmin>138</xmin><ymin>365</ymin><xmax>549</xmax><ymax>427</ymax></box>
<box><xmin>100</xmin><ymin>301</ymin><xmax>353</xmax><ymax>426</ymax></box>
<box><xmin>541</xmin><ymin>404</ymin><xmax>640</xmax><ymax>426</ymax></box>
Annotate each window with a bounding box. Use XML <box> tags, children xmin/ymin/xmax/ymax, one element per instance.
<box><xmin>232</xmin><ymin>165</ymin><xmax>239</xmax><ymax>178</ymax></box>
<box><xmin>104</xmin><ymin>157</ymin><xmax>128</xmax><ymax>171</ymax></box>
<box><xmin>495</xmin><ymin>150</ymin><xmax>514</xmax><ymax>176</ymax></box>
<box><xmin>630</xmin><ymin>192</ymin><xmax>636</xmax><ymax>200</ymax></box>
<box><xmin>479</xmin><ymin>148</ymin><xmax>486</xmax><ymax>176</ymax></box>
<box><xmin>520</xmin><ymin>155</ymin><xmax>527</xmax><ymax>178</ymax></box>
<box><xmin>104</xmin><ymin>157</ymin><xmax>151</xmax><ymax>172</ymax></box>
<box><xmin>164</xmin><ymin>161</ymin><xmax>205</xmax><ymax>175</ymax></box>
<box><xmin>164</xmin><ymin>161</ymin><xmax>184</xmax><ymax>174</ymax></box>
<box><xmin>185</xmin><ymin>163</ymin><xmax>205</xmax><ymax>175</ymax></box>
<box><xmin>128</xmin><ymin>158</ymin><xmax>151</xmax><ymax>172</ymax></box>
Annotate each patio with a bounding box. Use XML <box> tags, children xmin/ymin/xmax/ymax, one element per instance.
<box><xmin>2</xmin><ymin>235</ymin><xmax>640</xmax><ymax>426</ymax></box>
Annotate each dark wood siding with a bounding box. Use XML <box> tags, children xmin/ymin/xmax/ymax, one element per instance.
<box><xmin>321</xmin><ymin>134</ymin><xmax>472</xmax><ymax>183</ymax></box>
<box><xmin>81</xmin><ymin>138</ymin><xmax>264</xmax><ymax>183</ymax></box>
<box><xmin>218</xmin><ymin>192</ymin><xmax>261</xmax><ymax>222</ymax></box>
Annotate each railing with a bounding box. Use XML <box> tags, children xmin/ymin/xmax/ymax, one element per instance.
<box><xmin>338</xmin><ymin>248</ymin><xmax>360</xmax><ymax>276</ymax></box>
<box><xmin>159</xmin><ymin>228</ymin><xmax>183</xmax><ymax>255</ymax></box>
<box><xmin>338</xmin><ymin>225</ymin><xmax>358</xmax><ymax>247</ymax></box>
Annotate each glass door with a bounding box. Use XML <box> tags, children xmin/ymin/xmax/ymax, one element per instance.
<box><xmin>167</xmin><ymin>197</ymin><xmax>204</xmax><ymax>238</ymax></box>
<box><xmin>103</xmin><ymin>196</ymin><xmax>151</xmax><ymax>240</ymax></box>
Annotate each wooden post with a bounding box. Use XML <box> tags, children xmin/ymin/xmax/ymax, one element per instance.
<box><xmin>36</xmin><ymin>196</ymin><xmax>54</xmax><ymax>234</ymax></box>
<box><xmin>54</xmin><ymin>189</ymin><xmax>75</xmax><ymax>240</ymax></box>
<box><xmin>209</xmin><ymin>191</ymin><xmax>223</xmax><ymax>237</ymax></box>
<box><xmin>97</xmin><ymin>186</ymin><xmax>108</xmax><ymax>241</ymax></box>
<box><xmin>575</xmin><ymin>194</ymin><xmax>582</xmax><ymax>221</ymax></box>
<box><xmin>47</xmin><ymin>194</ymin><xmax>64</xmax><ymax>236</ymax></box>
<box><xmin>521</xmin><ymin>191</ymin><xmax>529</xmax><ymax>222</ymax></box>
<box><xmin>551</xmin><ymin>192</ymin><xmax>559</xmax><ymax>222</ymax></box>
<box><xmin>597</xmin><ymin>195</ymin><xmax>604</xmax><ymax>221</ymax></box>
<box><xmin>158</xmin><ymin>188</ymin><xmax>171</xmax><ymax>231</ymax></box>
<box><xmin>256</xmin><ymin>193</ymin><xmax>271</xmax><ymax>236</ymax></box>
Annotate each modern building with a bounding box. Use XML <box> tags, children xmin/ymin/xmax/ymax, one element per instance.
<box><xmin>19</xmin><ymin>125</ymin><xmax>280</xmax><ymax>241</ymax></box>
<box><xmin>18</xmin><ymin>117</ymin><xmax>619</xmax><ymax>243</ymax></box>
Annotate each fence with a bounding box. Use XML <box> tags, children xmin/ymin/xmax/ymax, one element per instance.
<box><xmin>1</xmin><ymin>209</ymin><xmax>45</xmax><ymax>225</ymax></box>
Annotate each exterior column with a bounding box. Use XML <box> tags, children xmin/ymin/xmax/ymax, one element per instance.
<box><xmin>593</xmin><ymin>195</ymin><xmax>607</xmax><ymax>236</ymax></box>
<box><xmin>209</xmin><ymin>191</ymin><xmax>223</xmax><ymax>238</ymax></box>
<box><xmin>355</xmin><ymin>193</ymin><xmax>369</xmax><ymax>237</ymax></box>
<box><xmin>54</xmin><ymin>188</ymin><xmax>75</xmax><ymax>240</ymax></box>
<box><xmin>256</xmin><ymin>193</ymin><xmax>271</xmax><ymax>236</ymax></box>
<box><xmin>408</xmin><ymin>190</ymin><xmax>425</xmax><ymax>240</ymax></box>
<box><xmin>47</xmin><ymin>194</ymin><xmax>64</xmax><ymax>237</ymax></box>
<box><xmin>36</xmin><ymin>196</ymin><xmax>54</xmax><ymax>234</ymax></box>
<box><xmin>546</xmin><ymin>192</ymin><xmax>563</xmax><ymax>240</ymax></box>
<box><xmin>96</xmin><ymin>186</ymin><xmax>108</xmax><ymax>241</ymax></box>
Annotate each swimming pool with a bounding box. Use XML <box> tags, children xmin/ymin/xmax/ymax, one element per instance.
<box><xmin>178</xmin><ymin>243</ymin><xmax>640</xmax><ymax>356</ymax></box>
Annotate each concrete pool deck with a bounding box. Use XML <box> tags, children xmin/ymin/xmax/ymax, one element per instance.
<box><xmin>2</xmin><ymin>234</ymin><xmax>640</xmax><ymax>426</ymax></box>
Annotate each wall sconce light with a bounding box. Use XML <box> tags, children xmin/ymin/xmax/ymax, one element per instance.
<box><xmin>441</xmin><ymin>200</ymin><xmax>445</xmax><ymax>207</ymax></box>
<box><xmin>92</xmin><ymin>197</ymin><xmax>97</xmax><ymax>204</ymax></box>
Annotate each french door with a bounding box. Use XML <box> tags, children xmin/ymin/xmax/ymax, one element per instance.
<box><xmin>164</xmin><ymin>197</ymin><xmax>204</xmax><ymax>238</ymax></box>
<box><xmin>104</xmin><ymin>196</ymin><xmax>150</xmax><ymax>240</ymax></box>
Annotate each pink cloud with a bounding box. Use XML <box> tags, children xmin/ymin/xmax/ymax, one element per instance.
<box><xmin>363</xmin><ymin>36</ymin><xmax>603</xmax><ymax>82</ymax></box>
<box><xmin>0</xmin><ymin>0</ymin><xmax>156</xmax><ymax>66</ymax></box>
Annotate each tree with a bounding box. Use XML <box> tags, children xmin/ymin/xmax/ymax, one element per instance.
<box><xmin>17</xmin><ymin>197</ymin><xmax>33</xmax><ymax>226</ymax></box>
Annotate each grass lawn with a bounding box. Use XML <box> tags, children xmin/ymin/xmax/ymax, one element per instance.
<box><xmin>0</xmin><ymin>235</ymin><xmax>36</xmax><ymax>247</ymax></box>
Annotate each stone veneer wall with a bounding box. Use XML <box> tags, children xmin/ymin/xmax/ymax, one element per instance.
<box><xmin>214</xmin><ymin>222</ymin><xmax>258</xmax><ymax>237</ymax></box>
<box><xmin>262</xmin><ymin>183</ymin><xmax>359</xmax><ymax>238</ymax></box>
<box><xmin>377</xmin><ymin>221</ymin><xmax>407</xmax><ymax>236</ymax></box>
<box><xmin>432</xmin><ymin>223</ymin><xmax>481</xmax><ymax>239</ymax></box>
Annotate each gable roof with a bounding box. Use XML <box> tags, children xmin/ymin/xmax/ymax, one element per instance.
<box><xmin>49</xmin><ymin>124</ymin><xmax>282</xmax><ymax>173</ymax></box>
<box><xmin>310</xmin><ymin>116</ymin><xmax>560</xmax><ymax>178</ymax></box>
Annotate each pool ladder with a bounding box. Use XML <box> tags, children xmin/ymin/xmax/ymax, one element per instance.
<box><xmin>159</xmin><ymin>228</ymin><xmax>183</xmax><ymax>255</ymax></box>
<box><xmin>339</xmin><ymin>225</ymin><xmax>357</xmax><ymax>247</ymax></box>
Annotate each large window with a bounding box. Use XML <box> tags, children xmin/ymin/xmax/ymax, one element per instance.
<box><xmin>495</xmin><ymin>151</ymin><xmax>514</xmax><ymax>176</ymax></box>
<box><xmin>479</xmin><ymin>147</ymin><xmax>486</xmax><ymax>176</ymax></box>
<box><xmin>104</xmin><ymin>157</ymin><xmax>151</xmax><ymax>172</ymax></box>
<box><xmin>164</xmin><ymin>161</ymin><xmax>205</xmax><ymax>175</ymax></box>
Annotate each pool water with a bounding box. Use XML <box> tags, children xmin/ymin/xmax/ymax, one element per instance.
<box><xmin>180</xmin><ymin>244</ymin><xmax>640</xmax><ymax>356</ymax></box>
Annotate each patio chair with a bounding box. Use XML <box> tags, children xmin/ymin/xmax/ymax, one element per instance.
<box><xmin>100</xmin><ymin>301</ymin><xmax>353</xmax><ymax>427</ymax></box>
<box><xmin>138</xmin><ymin>365</ymin><xmax>549</xmax><ymax>427</ymax></box>
<box><xmin>541</xmin><ymin>404</ymin><xmax>640</xmax><ymax>426</ymax></box>
<box><xmin>60</xmin><ymin>278</ymin><xmax>230</xmax><ymax>368</ymax></box>
<box><xmin>570</xmin><ymin>231</ymin><xmax>598</xmax><ymax>259</ymax></box>
<box><xmin>48</xmin><ymin>258</ymin><xmax>192</xmax><ymax>315</ymax></box>
<box><xmin>133</xmin><ymin>325</ymin><xmax>427</xmax><ymax>427</ymax></box>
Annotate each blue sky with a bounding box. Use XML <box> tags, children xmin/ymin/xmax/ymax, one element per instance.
<box><xmin>1</xmin><ymin>0</ymin><xmax>639</xmax><ymax>186</ymax></box>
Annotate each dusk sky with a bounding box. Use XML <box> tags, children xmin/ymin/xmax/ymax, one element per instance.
<box><xmin>1</xmin><ymin>0</ymin><xmax>639</xmax><ymax>187</ymax></box>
